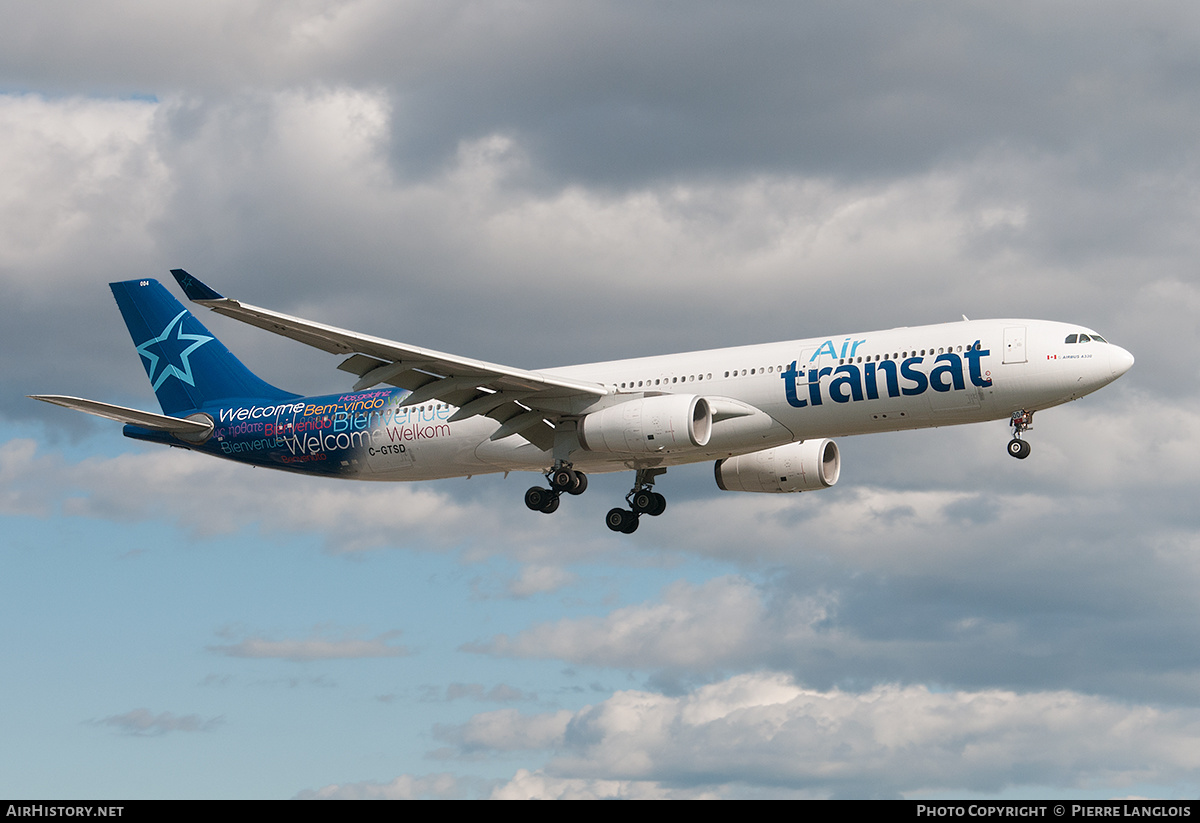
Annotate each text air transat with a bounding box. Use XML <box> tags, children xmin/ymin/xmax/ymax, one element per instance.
<box><xmin>31</xmin><ymin>271</ymin><xmax>1134</xmax><ymax>533</ymax></box>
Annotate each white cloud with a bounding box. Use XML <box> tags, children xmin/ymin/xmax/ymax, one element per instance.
<box><xmin>296</xmin><ymin>772</ymin><xmax>466</xmax><ymax>800</ymax></box>
<box><xmin>448</xmin><ymin>673</ymin><xmax>1200</xmax><ymax>797</ymax></box>
<box><xmin>506</xmin><ymin>564</ymin><xmax>578</xmax><ymax>598</ymax></box>
<box><xmin>0</xmin><ymin>95</ymin><xmax>166</xmax><ymax>285</ymax></box>
<box><xmin>476</xmin><ymin>576</ymin><xmax>783</xmax><ymax>669</ymax></box>
<box><xmin>471</xmin><ymin>564</ymin><xmax>1200</xmax><ymax>703</ymax></box>
<box><xmin>1</xmin><ymin>437</ymin><xmax>494</xmax><ymax>551</ymax></box>
<box><xmin>0</xmin><ymin>439</ymin><xmax>57</xmax><ymax>516</ymax></box>
<box><xmin>490</xmin><ymin>769</ymin><xmax>720</xmax><ymax>800</ymax></box>
<box><xmin>437</xmin><ymin>708</ymin><xmax>573</xmax><ymax>753</ymax></box>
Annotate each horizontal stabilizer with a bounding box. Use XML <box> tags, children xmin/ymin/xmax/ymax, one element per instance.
<box><xmin>28</xmin><ymin>395</ymin><xmax>213</xmax><ymax>438</ymax></box>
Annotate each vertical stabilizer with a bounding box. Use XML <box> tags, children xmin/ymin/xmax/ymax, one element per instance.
<box><xmin>110</xmin><ymin>279</ymin><xmax>298</xmax><ymax>415</ymax></box>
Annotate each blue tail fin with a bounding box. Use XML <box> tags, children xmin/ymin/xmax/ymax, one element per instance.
<box><xmin>110</xmin><ymin>279</ymin><xmax>299</xmax><ymax>415</ymax></box>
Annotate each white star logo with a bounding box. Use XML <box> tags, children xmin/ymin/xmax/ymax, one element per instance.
<box><xmin>136</xmin><ymin>310</ymin><xmax>213</xmax><ymax>391</ymax></box>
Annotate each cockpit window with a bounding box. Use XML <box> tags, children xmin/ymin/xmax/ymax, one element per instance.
<box><xmin>1066</xmin><ymin>332</ymin><xmax>1109</xmax><ymax>344</ymax></box>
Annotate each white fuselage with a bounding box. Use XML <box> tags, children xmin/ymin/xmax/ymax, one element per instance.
<box><xmin>335</xmin><ymin>318</ymin><xmax>1131</xmax><ymax>480</ymax></box>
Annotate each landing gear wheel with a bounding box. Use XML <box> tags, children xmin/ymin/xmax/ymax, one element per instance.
<box><xmin>1007</xmin><ymin>438</ymin><xmax>1031</xmax><ymax>459</ymax></box>
<box><xmin>549</xmin><ymin>467</ymin><xmax>578</xmax><ymax>493</ymax></box>
<box><xmin>567</xmin><ymin>470</ymin><xmax>588</xmax><ymax>496</ymax></box>
<box><xmin>605</xmin><ymin>508</ymin><xmax>626</xmax><ymax>531</ymax></box>
<box><xmin>539</xmin><ymin>494</ymin><xmax>560</xmax><ymax>514</ymax></box>
<box><xmin>630</xmin><ymin>490</ymin><xmax>666</xmax><ymax>516</ymax></box>
<box><xmin>1008</xmin><ymin>410</ymin><xmax>1034</xmax><ymax>460</ymax></box>
<box><xmin>525</xmin><ymin>487</ymin><xmax>556</xmax><ymax>512</ymax></box>
<box><xmin>631</xmin><ymin>490</ymin><xmax>656</xmax><ymax>514</ymax></box>
<box><xmin>605</xmin><ymin>508</ymin><xmax>639</xmax><ymax>533</ymax></box>
<box><xmin>612</xmin><ymin>467</ymin><xmax>667</xmax><ymax>532</ymax></box>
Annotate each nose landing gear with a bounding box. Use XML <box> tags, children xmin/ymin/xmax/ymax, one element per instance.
<box><xmin>1007</xmin><ymin>410</ymin><xmax>1034</xmax><ymax>459</ymax></box>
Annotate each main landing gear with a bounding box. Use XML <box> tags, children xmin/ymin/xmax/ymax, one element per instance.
<box><xmin>606</xmin><ymin>468</ymin><xmax>667</xmax><ymax>534</ymax></box>
<box><xmin>1007</xmin><ymin>409</ymin><xmax>1034</xmax><ymax>459</ymax></box>
<box><xmin>523</xmin><ymin>463</ymin><xmax>670</xmax><ymax>534</ymax></box>
<box><xmin>524</xmin><ymin>463</ymin><xmax>588</xmax><ymax>514</ymax></box>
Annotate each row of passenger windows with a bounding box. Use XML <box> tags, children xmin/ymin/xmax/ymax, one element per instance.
<box><xmin>612</xmin><ymin>342</ymin><xmax>984</xmax><ymax>390</ymax></box>
<box><xmin>618</xmin><ymin>374</ymin><xmax>714</xmax><ymax>389</ymax></box>
<box><xmin>834</xmin><ymin>342</ymin><xmax>983</xmax><ymax>366</ymax></box>
<box><xmin>1065</xmin><ymin>333</ymin><xmax>1107</xmax><ymax>343</ymax></box>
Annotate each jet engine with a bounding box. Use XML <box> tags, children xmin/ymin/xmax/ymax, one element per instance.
<box><xmin>714</xmin><ymin>439</ymin><xmax>840</xmax><ymax>493</ymax></box>
<box><xmin>579</xmin><ymin>394</ymin><xmax>712</xmax><ymax>454</ymax></box>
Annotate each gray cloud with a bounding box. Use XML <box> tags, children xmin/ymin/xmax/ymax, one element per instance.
<box><xmin>443</xmin><ymin>683</ymin><xmax>536</xmax><ymax>703</ymax></box>
<box><xmin>93</xmin><ymin>708</ymin><xmax>223</xmax><ymax>736</ymax></box>
<box><xmin>210</xmin><ymin>628</ymin><xmax>408</xmax><ymax>661</ymax></box>
<box><xmin>472</xmin><ymin>493</ymin><xmax>1200</xmax><ymax>703</ymax></box>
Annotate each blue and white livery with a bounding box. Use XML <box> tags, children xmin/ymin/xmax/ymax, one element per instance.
<box><xmin>31</xmin><ymin>271</ymin><xmax>1134</xmax><ymax>533</ymax></box>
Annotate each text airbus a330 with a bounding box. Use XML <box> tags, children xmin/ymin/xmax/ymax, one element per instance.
<box><xmin>32</xmin><ymin>271</ymin><xmax>1133</xmax><ymax>533</ymax></box>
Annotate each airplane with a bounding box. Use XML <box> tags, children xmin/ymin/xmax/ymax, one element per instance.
<box><xmin>31</xmin><ymin>271</ymin><xmax>1134</xmax><ymax>533</ymax></box>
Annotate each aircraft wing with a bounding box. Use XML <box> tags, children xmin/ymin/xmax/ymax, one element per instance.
<box><xmin>170</xmin><ymin>270</ymin><xmax>609</xmax><ymax>450</ymax></box>
<box><xmin>28</xmin><ymin>395</ymin><xmax>215</xmax><ymax>438</ymax></box>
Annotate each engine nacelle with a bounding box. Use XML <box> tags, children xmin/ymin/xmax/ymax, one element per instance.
<box><xmin>714</xmin><ymin>439</ymin><xmax>840</xmax><ymax>493</ymax></box>
<box><xmin>579</xmin><ymin>394</ymin><xmax>713</xmax><ymax>454</ymax></box>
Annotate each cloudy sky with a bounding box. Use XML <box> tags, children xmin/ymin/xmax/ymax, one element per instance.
<box><xmin>2</xmin><ymin>0</ymin><xmax>1198</xmax><ymax>799</ymax></box>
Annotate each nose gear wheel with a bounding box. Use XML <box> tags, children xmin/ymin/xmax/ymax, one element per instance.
<box><xmin>1007</xmin><ymin>410</ymin><xmax>1034</xmax><ymax>459</ymax></box>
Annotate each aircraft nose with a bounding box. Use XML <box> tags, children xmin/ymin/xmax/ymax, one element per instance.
<box><xmin>1109</xmin><ymin>345</ymin><xmax>1135</xmax><ymax>379</ymax></box>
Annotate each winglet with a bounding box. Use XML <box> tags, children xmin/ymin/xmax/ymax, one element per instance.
<box><xmin>170</xmin><ymin>269</ymin><xmax>224</xmax><ymax>302</ymax></box>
